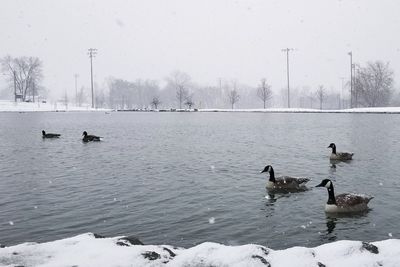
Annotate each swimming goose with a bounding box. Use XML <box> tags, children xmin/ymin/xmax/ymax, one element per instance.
<box><xmin>42</xmin><ymin>130</ymin><xmax>61</xmax><ymax>138</ymax></box>
<box><xmin>260</xmin><ymin>165</ymin><xmax>310</xmax><ymax>191</ymax></box>
<box><xmin>82</xmin><ymin>131</ymin><xmax>101</xmax><ymax>142</ymax></box>
<box><xmin>328</xmin><ymin>143</ymin><xmax>353</xmax><ymax>161</ymax></box>
<box><xmin>316</xmin><ymin>179</ymin><xmax>373</xmax><ymax>213</ymax></box>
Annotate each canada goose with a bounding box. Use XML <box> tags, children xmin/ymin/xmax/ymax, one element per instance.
<box><xmin>260</xmin><ymin>165</ymin><xmax>310</xmax><ymax>191</ymax></box>
<box><xmin>328</xmin><ymin>143</ymin><xmax>353</xmax><ymax>161</ymax></box>
<box><xmin>82</xmin><ymin>131</ymin><xmax>101</xmax><ymax>142</ymax></box>
<box><xmin>316</xmin><ymin>179</ymin><xmax>373</xmax><ymax>213</ymax></box>
<box><xmin>42</xmin><ymin>130</ymin><xmax>61</xmax><ymax>138</ymax></box>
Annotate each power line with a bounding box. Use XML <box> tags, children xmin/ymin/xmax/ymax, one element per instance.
<box><xmin>88</xmin><ymin>48</ymin><xmax>97</xmax><ymax>108</ymax></box>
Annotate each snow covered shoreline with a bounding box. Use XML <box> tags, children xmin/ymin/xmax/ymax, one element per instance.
<box><xmin>0</xmin><ymin>233</ymin><xmax>399</xmax><ymax>267</ymax></box>
<box><xmin>199</xmin><ymin>107</ymin><xmax>400</xmax><ymax>114</ymax></box>
<box><xmin>2</xmin><ymin>100</ymin><xmax>400</xmax><ymax>114</ymax></box>
<box><xmin>0</xmin><ymin>100</ymin><xmax>110</xmax><ymax>112</ymax></box>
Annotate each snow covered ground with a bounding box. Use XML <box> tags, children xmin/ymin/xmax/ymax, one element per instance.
<box><xmin>2</xmin><ymin>100</ymin><xmax>400</xmax><ymax>113</ymax></box>
<box><xmin>200</xmin><ymin>107</ymin><xmax>400</xmax><ymax>114</ymax></box>
<box><xmin>0</xmin><ymin>100</ymin><xmax>110</xmax><ymax>112</ymax></box>
<box><xmin>0</xmin><ymin>233</ymin><xmax>399</xmax><ymax>267</ymax></box>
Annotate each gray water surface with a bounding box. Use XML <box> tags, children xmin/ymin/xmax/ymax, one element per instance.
<box><xmin>0</xmin><ymin>112</ymin><xmax>399</xmax><ymax>249</ymax></box>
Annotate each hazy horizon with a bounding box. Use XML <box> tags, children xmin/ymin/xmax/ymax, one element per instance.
<box><xmin>1</xmin><ymin>0</ymin><xmax>400</xmax><ymax>100</ymax></box>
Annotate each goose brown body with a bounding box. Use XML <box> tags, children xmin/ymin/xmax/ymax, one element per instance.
<box><xmin>42</xmin><ymin>130</ymin><xmax>61</xmax><ymax>138</ymax></box>
<box><xmin>328</xmin><ymin>143</ymin><xmax>353</xmax><ymax>161</ymax></box>
<box><xmin>261</xmin><ymin>165</ymin><xmax>310</xmax><ymax>191</ymax></box>
<box><xmin>82</xmin><ymin>131</ymin><xmax>101</xmax><ymax>142</ymax></box>
<box><xmin>316</xmin><ymin>179</ymin><xmax>373</xmax><ymax>213</ymax></box>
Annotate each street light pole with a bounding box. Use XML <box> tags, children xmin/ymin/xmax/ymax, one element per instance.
<box><xmin>88</xmin><ymin>48</ymin><xmax>97</xmax><ymax>108</ymax></box>
<box><xmin>282</xmin><ymin>48</ymin><xmax>294</xmax><ymax>108</ymax></box>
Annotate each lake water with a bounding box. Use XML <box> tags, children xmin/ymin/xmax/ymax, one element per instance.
<box><xmin>0</xmin><ymin>112</ymin><xmax>399</xmax><ymax>249</ymax></box>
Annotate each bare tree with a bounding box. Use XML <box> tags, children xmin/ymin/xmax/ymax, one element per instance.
<box><xmin>316</xmin><ymin>85</ymin><xmax>326</xmax><ymax>110</ymax></box>
<box><xmin>355</xmin><ymin>61</ymin><xmax>393</xmax><ymax>107</ymax></box>
<box><xmin>257</xmin><ymin>78</ymin><xmax>273</xmax><ymax>108</ymax></box>
<box><xmin>166</xmin><ymin>71</ymin><xmax>191</xmax><ymax>109</ymax></box>
<box><xmin>76</xmin><ymin>87</ymin><xmax>87</xmax><ymax>107</ymax></box>
<box><xmin>151</xmin><ymin>96</ymin><xmax>161</xmax><ymax>109</ymax></box>
<box><xmin>0</xmin><ymin>55</ymin><xmax>43</xmax><ymax>101</ymax></box>
<box><xmin>228</xmin><ymin>82</ymin><xmax>240</xmax><ymax>109</ymax></box>
<box><xmin>62</xmin><ymin>91</ymin><xmax>68</xmax><ymax>110</ymax></box>
<box><xmin>184</xmin><ymin>94</ymin><xmax>194</xmax><ymax>109</ymax></box>
<box><xmin>95</xmin><ymin>89</ymin><xmax>106</xmax><ymax>108</ymax></box>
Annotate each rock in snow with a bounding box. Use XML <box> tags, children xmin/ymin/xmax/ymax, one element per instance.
<box><xmin>0</xmin><ymin>233</ymin><xmax>399</xmax><ymax>267</ymax></box>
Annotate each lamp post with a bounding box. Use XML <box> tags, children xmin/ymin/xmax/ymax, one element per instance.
<box><xmin>88</xmin><ymin>48</ymin><xmax>97</xmax><ymax>108</ymax></box>
<box><xmin>282</xmin><ymin>48</ymin><xmax>294</xmax><ymax>108</ymax></box>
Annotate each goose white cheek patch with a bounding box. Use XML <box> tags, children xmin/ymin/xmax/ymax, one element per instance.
<box><xmin>325</xmin><ymin>181</ymin><xmax>331</xmax><ymax>188</ymax></box>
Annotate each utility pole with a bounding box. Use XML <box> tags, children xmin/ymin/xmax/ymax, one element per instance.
<box><xmin>348</xmin><ymin>52</ymin><xmax>353</xmax><ymax>108</ymax></box>
<box><xmin>88</xmin><ymin>48</ymin><xmax>97</xmax><ymax>108</ymax></box>
<box><xmin>74</xmin><ymin>74</ymin><xmax>79</xmax><ymax>106</ymax></box>
<box><xmin>282</xmin><ymin>48</ymin><xmax>294</xmax><ymax>108</ymax></box>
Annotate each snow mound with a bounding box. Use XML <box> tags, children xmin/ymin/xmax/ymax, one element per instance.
<box><xmin>0</xmin><ymin>233</ymin><xmax>399</xmax><ymax>267</ymax></box>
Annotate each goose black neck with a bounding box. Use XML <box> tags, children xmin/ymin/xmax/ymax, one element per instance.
<box><xmin>331</xmin><ymin>146</ymin><xmax>337</xmax><ymax>154</ymax></box>
<box><xmin>327</xmin><ymin>184</ymin><xmax>336</xmax><ymax>205</ymax></box>
<box><xmin>269</xmin><ymin>168</ymin><xmax>276</xmax><ymax>183</ymax></box>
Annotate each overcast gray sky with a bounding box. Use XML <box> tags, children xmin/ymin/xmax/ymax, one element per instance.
<box><xmin>1</xmin><ymin>0</ymin><xmax>399</xmax><ymax>99</ymax></box>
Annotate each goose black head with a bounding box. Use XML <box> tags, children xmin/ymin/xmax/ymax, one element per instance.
<box><xmin>42</xmin><ymin>130</ymin><xmax>46</xmax><ymax>136</ymax></box>
<box><xmin>260</xmin><ymin>165</ymin><xmax>273</xmax><ymax>174</ymax></box>
<box><xmin>82</xmin><ymin>131</ymin><xmax>88</xmax><ymax>137</ymax></box>
<box><xmin>316</xmin><ymin>179</ymin><xmax>333</xmax><ymax>188</ymax></box>
<box><xmin>327</xmin><ymin>143</ymin><xmax>336</xmax><ymax>149</ymax></box>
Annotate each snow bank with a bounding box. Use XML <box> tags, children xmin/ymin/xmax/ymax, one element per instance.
<box><xmin>0</xmin><ymin>100</ymin><xmax>110</xmax><ymax>112</ymax></box>
<box><xmin>1</xmin><ymin>100</ymin><xmax>400</xmax><ymax>113</ymax></box>
<box><xmin>200</xmin><ymin>107</ymin><xmax>400</xmax><ymax>114</ymax></box>
<box><xmin>0</xmin><ymin>233</ymin><xmax>399</xmax><ymax>267</ymax></box>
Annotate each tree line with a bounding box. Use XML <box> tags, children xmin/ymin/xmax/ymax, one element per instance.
<box><xmin>1</xmin><ymin>55</ymin><xmax>398</xmax><ymax>110</ymax></box>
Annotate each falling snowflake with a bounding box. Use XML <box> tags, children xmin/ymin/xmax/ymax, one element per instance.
<box><xmin>209</xmin><ymin>217</ymin><xmax>215</xmax><ymax>224</ymax></box>
<box><xmin>388</xmin><ymin>233</ymin><xmax>393</xmax><ymax>237</ymax></box>
<box><xmin>9</xmin><ymin>221</ymin><xmax>14</xmax><ymax>226</ymax></box>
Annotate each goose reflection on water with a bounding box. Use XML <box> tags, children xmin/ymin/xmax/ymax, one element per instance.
<box><xmin>320</xmin><ymin>217</ymin><xmax>338</xmax><ymax>242</ymax></box>
<box><xmin>320</xmin><ymin>211</ymin><xmax>371</xmax><ymax>243</ymax></box>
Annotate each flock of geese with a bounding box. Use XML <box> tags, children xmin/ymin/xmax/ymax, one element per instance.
<box><xmin>42</xmin><ymin>130</ymin><xmax>101</xmax><ymax>142</ymax></box>
<box><xmin>260</xmin><ymin>143</ymin><xmax>373</xmax><ymax>214</ymax></box>
<box><xmin>42</xmin><ymin>129</ymin><xmax>372</xmax><ymax>214</ymax></box>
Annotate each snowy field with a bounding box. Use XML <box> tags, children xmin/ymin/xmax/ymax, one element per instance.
<box><xmin>0</xmin><ymin>100</ymin><xmax>110</xmax><ymax>112</ymax></box>
<box><xmin>0</xmin><ymin>233</ymin><xmax>399</xmax><ymax>267</ymax></box>
<box><xmin>2</xmin><ymin>100</ymin><xmax>400</xmax><ymax>113</ymax></box>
